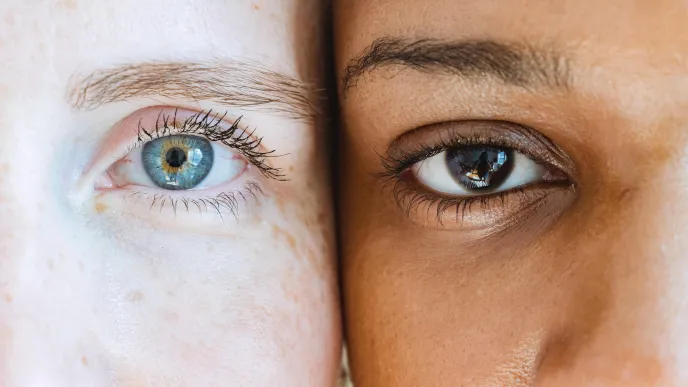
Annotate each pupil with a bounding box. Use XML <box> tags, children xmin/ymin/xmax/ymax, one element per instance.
<box><xmin>475</xmin><ymin>152</ymin><xmax>491</xmax><ymax>179</ymax></box>
<box><xmin>446</xmin><ymin>147</ymin><xmax>513</xmax><ymax>190</ymax></box>
<box><xmin>165</xmin><ymin>148</ymin><xmax>187</xmax><ymax>168</ymax></box>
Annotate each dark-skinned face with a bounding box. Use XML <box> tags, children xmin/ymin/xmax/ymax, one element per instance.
<box><xmin>336</xmin><ymin>1</ymin><xmax>688</xmax><ymax>385</ymax></box>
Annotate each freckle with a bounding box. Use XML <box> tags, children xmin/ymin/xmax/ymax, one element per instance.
<box><xmin>3</xmin><ymin>294</ymin><xmax>12</xmax><ymax>303</ymax></box>
<box><xmin>288</xmin><ymin>165</ymin><xmax>294</xmax><ymax>172</ymax></box>
<box><xmin>271</xmin><ymin>224</ymin><xmax>299</xmax><ymax>255</ymax></box>
<box><xmin>286</xmin><ymin>233</ymin><xmax>296</xmax><ymax>249</ymax></box>
<box><xmin>127</xmin><ymin>291</ymin><xmax>144</xmax><ymax>303</ymax></box>
<box><xmin>58</xmin><ymin>0</ymin><xmax>78</xmax><ymax>10</ymax></box>
<box><xmin>251</xmin><ymin>3</ymin><xmax>260</xmax><ymax>10</ymax></box>
<box><xmin>81</xmin><ymin>356</ymin><xmax>88</xmax><ymax>366</ymax></box>
<box><xmin>95</xmin><ymin>202</ymin><xmax>108</xmax><ymax>213</ymax></box>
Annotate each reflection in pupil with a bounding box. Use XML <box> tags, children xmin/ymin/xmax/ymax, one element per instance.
<box><xmin>476</xmin><ymin>152</ymin><xmax>491</xmax><ymax>179</ymax></box>
<box><xmin>166</xmin><ymin>148</ymin><xmax>187</xmax><ymax>168</ymax></box>
<box><xmin>446</xmin><ymin>147</ymin><xmax>512</xmax><ymax>190</ymax></box>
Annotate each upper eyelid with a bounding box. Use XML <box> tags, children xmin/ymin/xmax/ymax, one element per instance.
<box><xmin>132</xmin><ymin>107</ymin><xmax>286</xmax><ymax>181</ymax></box>
<box><xmin>382</xmin><ymin>120</ymin><xmax>576</xmax><ymax>177</ymax></box>
<box><xmin>83</xmin><ymin>107</ymin><xmax>283</xmax><ymax>185</ymax></box>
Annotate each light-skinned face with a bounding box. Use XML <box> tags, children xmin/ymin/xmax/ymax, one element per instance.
<box><xmin>0</xmin><ymin>1</ymin><xmax>340</xmax><ymax>385</ymax></box>
<box><xmin>337</xmin><ymin>0</ymin><xmax>688</xmax><ymax>386</ymax></box>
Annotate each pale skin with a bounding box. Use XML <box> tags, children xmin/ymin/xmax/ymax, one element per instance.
<box><xmin>337</xmin><ymin>0</ymin><xmax>688</xmax><ymax>386</ymax></box>
<box><xmin>0</xmin><ymin>1</ymin><xmax>340</xmax><ymax>386</ymax></box>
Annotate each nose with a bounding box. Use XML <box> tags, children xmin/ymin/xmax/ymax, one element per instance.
<box><xmin>535</xmin><ymin>160</ymin><xmax>688</xmax><ymax>386</ymax></box>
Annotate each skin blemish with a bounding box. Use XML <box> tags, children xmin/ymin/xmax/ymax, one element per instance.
<box><xmin>95</xmin><ymin>202</ymin><xmax>108</xmax><ymax>213</ymax></box>
<box><xmin>81</xmin><ymin>356</ymin><xmax>88</xmax><ymax>366</ymax></box>
<box><xmin>127</xmin><ymin>291</ymin><xmax>144</xmax><ymax>303</ymax></box>
<box><xmin>3</xmin><ymin>294</ymin><xmax>12</xmax><ymax>303</ymax></box>
<box><xmin>252</xmin><ymin>3</ymin><xmax>260</xmax><ymax>10</ymax></box>
<box><xmin>57</xmin><ymin>0</ymin><xmax>78</xmax><ymax>10</ymax></box>
<box><xmin>271</xmin><ymin>224</ymin><xmax>298</xmax><ymax>255</ymax></box>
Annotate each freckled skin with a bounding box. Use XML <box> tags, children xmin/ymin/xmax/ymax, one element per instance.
<box><xmin>0</xmin><ymin>0</ymin><xmax>339</xmax><ymax>386</ymax></box>
<box><xmin>337</xmin><ymin>0</ymin><xmax>688</xmax><ymax>386</ymax></box>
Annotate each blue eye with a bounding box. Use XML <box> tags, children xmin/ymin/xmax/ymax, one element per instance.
<box><xmin>142</xmin><ymin>135</ymin><xmax>214</xmax><ymax>190</ymax></box>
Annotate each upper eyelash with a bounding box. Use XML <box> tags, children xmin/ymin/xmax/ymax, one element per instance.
<box><xmin>136</xmin><ymin>109</ymin><xmax>285</xmax><ymax>181</ymax></box>
<box><xmin>379</xmin><ymin>132</ymin><xmax>557</xmax><ymax>180</ymax></box>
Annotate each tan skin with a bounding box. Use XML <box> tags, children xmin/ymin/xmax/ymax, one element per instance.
<box><xmin>336</xmin><ymin>0</ymin><xmax>688</xmax><ymax>386</ymax></box>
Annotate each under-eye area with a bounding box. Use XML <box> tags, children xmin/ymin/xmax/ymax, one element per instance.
<box><xmin>379</xmin><ymin>120</ymin><xmax>577</xmax><ymax>230</ymax></box>
<box><xmin>90</xmin><ymin>106</ymin><xmax>284</xmax><ymax>222</ymax></box>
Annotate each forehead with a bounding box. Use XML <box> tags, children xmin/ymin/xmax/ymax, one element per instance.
<box><xmin>336</xmin><ymin>0</ymin><xmax>688</xmax><ymax>67</ymax></box>
<box><xmin>0</xmin><ymin>0</ymin><xmax>316</xmax><ymax>86</ymax></box>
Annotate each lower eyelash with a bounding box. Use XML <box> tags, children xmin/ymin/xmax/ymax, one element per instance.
<box><xmin>382</xmin><ymin>175</ymin><xmax>570</xmax><ymax>224</ymax></box>
<box><xmin>126</xmin><ymin>181</ymin><xmax>264</xmax><ymax>220</ymax></box>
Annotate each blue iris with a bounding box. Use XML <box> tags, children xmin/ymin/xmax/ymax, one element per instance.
<box><xmin>142</xmin><ymin>135</ymin><xmax>214</xmax><ymax>190</ymax></box>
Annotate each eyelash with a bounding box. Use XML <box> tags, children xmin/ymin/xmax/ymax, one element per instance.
<box><xmin>135</xmin><ymin>108</ymin><xmax>285</xmax><ymax>181</ymax></box>
<box><xmin>378</xmin><ymin>130</ymin><xmax>570</xmax><ymax>222</ymax></box>
<box><xmin>126</xmin><ymin>181</ymin><xmax>264</xmax><ymax>220</ymax></box>
<box><xmin>105</xmin><ymin>108</ymin><xmax>282</xmax><ymax>220</ymax></box>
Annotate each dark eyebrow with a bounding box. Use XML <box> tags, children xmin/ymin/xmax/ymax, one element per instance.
<box><xmin>68</xmin><ymin>60</ymin><xmax>320</xmax><ymax>121</ymax></box>
<box><xmin>342</xmin><ymin>37</ymin><xmax>571</xmax><ymax>91</ymax></box>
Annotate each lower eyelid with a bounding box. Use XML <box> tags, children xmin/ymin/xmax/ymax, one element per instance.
<box><xmin>92</xmin><ymin>179</ymin><xmax>266</xmax><ymax>227</ymax></box>
<box><xmin>388</xmin><ymin>180</ymin><xmax>575</xmax><ymax>232</ymax></box>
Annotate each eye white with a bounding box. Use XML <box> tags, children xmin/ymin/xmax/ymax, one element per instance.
<box><xmin>110</xmin><ymin>141</ymin><xmax>246</xmax><ymax>189</ymax></box>
<box><xmin>412</xmin><ymin>150</ymin><xmax>547</xmax><ymax>196</ymax></box>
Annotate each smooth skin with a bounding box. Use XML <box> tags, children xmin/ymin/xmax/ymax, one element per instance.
<box><xmin>0</xmin><ymin>1</ymin><xmax>340</xmax><ymax>386</ymax></box>
<box><xmin>337</xmin><ymin>0</ymin><xmax>688</xmax><ymax>386</ymax></box>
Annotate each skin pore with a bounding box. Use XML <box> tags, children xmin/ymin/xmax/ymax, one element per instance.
<box><xmin>0</xmin><ymin>1</ymin><xmax>340</xmax><ymax>386</ymax></box>
<box><xmin>336</xmin><ymin>0</ymin><xmax>688</xmax><ymax>386</ymax></box>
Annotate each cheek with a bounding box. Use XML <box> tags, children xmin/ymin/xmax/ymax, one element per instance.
<box><xmin>1</xmin><ymin>198</ymin><xmax>338</xmax><ymax>385</ymax></box>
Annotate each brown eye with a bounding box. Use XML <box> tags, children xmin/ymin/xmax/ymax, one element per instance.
<box><xmin>412</xmin><ymin>146</ymin><xmax>548</xmax><ymax>196</ymax></box>
<box><xmin>446</xmin><ymin>147</ymin><xmax>514</xmax><ymax>190</ymax></box>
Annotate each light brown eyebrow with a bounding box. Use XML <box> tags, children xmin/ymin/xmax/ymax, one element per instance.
<box><xmin>68</xmin><ymin>60</ymin><xmax>320</xmax><ymax>121</ymax></box>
